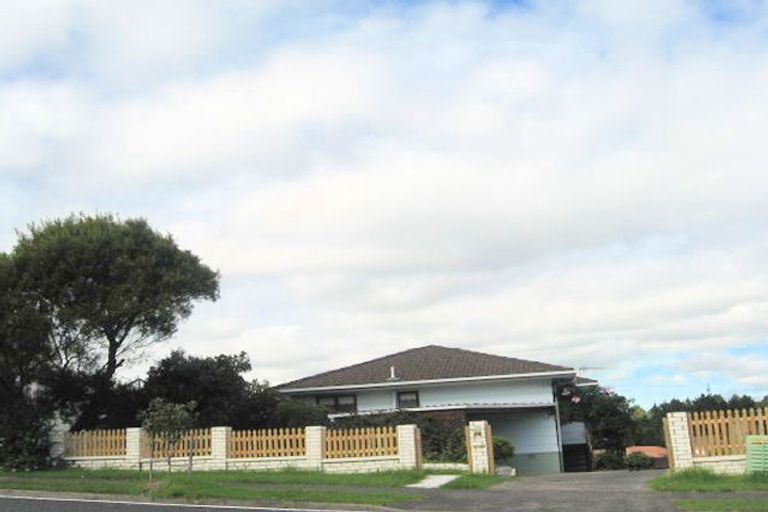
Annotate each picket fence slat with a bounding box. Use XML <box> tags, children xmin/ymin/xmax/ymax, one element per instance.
<box><xmin>64</xmin><ymin>429</ymin><xmax>127</xmax><ymax>457</ymax></box>
<box><xmin>689</xmin><ymin>407</ymin><xmax>768</xmax><ymax>457</ymax></box>
<box><xmin>324</xmin><ymin>426</ymin><xmax>398</xmax><ymax>459</ymax></box>
<box><xmin>141</xmin><ymin>428</ymin><xmax>212</xmax><ymax>459</ymax></box>
<box><xmin>228</xmin><ymin>428</ymin><xmax>306</xmax><ymax>458</ymax></box>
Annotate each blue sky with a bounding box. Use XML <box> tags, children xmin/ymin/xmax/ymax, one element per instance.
<box><xmin>2</xmin><ymin>0</ymin><xmax>768</xmax><ymax>408</ymax></box>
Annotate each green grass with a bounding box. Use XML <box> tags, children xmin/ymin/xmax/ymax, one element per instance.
<box><xmin>441</xmin><ymin>473</ymin><xmax>509</xmax><ymax>489</ymax></box>
<box><xmin>651</xmin><ymin>469</ymin><xmax>768</xmax><ymax>493</ymax></box>
<box><xmin>675</xmin><ymin>500</ymin><xmax>768</xmax><ymax>511</ymax></box>
<box><xmin>0</xmin><ymin>469</ymin><xmax>421</xmax><ymax>505</ymax></box>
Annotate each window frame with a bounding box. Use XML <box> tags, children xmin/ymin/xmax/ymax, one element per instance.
<box><xmin>396</xmin><ymin>390</ymin><xmax>420</xmax><ymax>409</ymax></box>
<box><xmin>315</xmin><ymin>394</ymin><xmax>358</xmax><ymax>413</ymax></box>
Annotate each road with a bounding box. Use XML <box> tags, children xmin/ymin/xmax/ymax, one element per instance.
<box><xmin>0</xmin><ymin>495</ymin><xmax>363</xmax><ymax>512</ymax></box>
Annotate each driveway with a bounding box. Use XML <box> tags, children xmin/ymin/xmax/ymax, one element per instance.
<box><xmin>397</xmin><ymin>470</ymin><xmax>737</xmax><ymax>512</ymax></box>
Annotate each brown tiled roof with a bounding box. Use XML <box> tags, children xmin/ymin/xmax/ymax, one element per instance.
<box><xmin>276</xmin><ymin>345</ymin><xmax>573</xmax><ymax>391</ymax></box>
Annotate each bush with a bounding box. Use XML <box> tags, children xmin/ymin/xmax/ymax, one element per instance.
<box><xmin>625</xmin><ymin>451</ymin><xmax>654</xmax><ymax>471</ymax></box>
<box><xmin>594</xmin><ymin>451</ymin><xmax>625</xmax><ymax>470</ymax></box>
<box><xmin>493</xmin><ymin>436</ymin><xmax>515</xmax><ymax>462</ymax></box>
<box><xmin>0</xmin><ymin>398</ymin><xmax>56</xmax><ymax>471</ymax></box>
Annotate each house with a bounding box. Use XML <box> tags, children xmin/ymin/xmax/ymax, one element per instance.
<box><xmin>276</xmin><ymin>345</ymin><xmax>597</xmax><ymax>475</ymax></box>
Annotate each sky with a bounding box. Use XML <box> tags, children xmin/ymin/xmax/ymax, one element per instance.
<box><xmin>2</xmin><ymin>0</ymin><xmax>768</xmax><ymax>408</ymax></box>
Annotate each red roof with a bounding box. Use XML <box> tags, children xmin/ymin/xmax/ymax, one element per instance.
<box><xmin>626</xmin><ymin>446</ymin><xmax>667</xmax><ymax>458</ymax></box>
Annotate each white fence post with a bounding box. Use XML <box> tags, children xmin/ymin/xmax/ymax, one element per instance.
<box><xmin>126</xmin><ymin>428</ymin><xmax>142</xmax><ymax>469</ymax></box>
<box><xmin>396</xmin><ymin>424</ymin><xmax>421</xmax><ymax>470</ymax></box>
<box><xmin>211</xmin><ymin>426</ymin><xmax>231</xmax><ymax>470</ymax></box>
<box><xmin>305</xmin><ymin>426</ymin><xmax>326</xmax><ymax>470</ymax></box>
<box><xmin>467</xmin><ymin>420</ymin><xmax>492</xmax><ymax>474</ymax></box>
<box><xmin>667</xmin><ymin>412</ymin><xmax>694</xmax><ymax>470</ymax></box>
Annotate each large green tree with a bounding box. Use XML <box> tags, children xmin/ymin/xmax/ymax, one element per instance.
<box><xmin>12</xmin><ymin>214</ymin><xmax>220</xmax><ymax>383</ymax></box>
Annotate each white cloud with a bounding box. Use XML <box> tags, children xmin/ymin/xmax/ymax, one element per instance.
<box><xmin>2</xmin><ymin>1</ymin><xmax>768</xmax><ymax>403</ymax></box>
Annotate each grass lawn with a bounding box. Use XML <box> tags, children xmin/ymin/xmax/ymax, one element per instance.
<box><xmin>675</xmin><ymin>500</ymin><xmax>768</xmax><ymax>511</ymax></box>
<box><xmin>440</xmin><ymin>473</ymin><xmax>510</xmax><ymax>490</ymax></box>
<box><xmin>651</xmin><ymin>469</ymin><xmax>768</xmax><ymax>493</ymax></box>
<box><xmin>0</xmin><ymin>469</ymin><xmax>421</xmax><ymax>506</ymax></box>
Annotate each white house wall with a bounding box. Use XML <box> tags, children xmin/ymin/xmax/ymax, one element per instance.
<box><xmin>310</xmin><ymin>378</ymin><xmax>555</xmax><ymax>414</ymax></box>
<box><xmin>357</xmin><ymin>390</ymin><xmax>396</xmax><ymax>411</ymax></box>
<box><xmin>416</xmin><ymin>380</ymin><xmax>553</xmax><ymax>409</ymax></box>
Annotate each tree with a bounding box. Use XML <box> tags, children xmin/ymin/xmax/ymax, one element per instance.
<box><xmin>11</xmin><ymin>214</ymin><xmax>219</xmax><ymax>426</ymax></box>
<box><xmin>561</xmin><ymin>387</ymin><xmax>634</xmax><ymax>454</ymax></box>
<box><xmin>140</xmin><ymin>398</ymin><xmax>198</xmax><ymax>478</ymax></box>
<box><xmin>0</xmin><ymin>254</ymin><xmax>58</xmax><ymax>469</ymax></box>
<box><xmin>144</xmin><ymin>351</ymin><xmax>277</xmax><ymax>428</ymax></box>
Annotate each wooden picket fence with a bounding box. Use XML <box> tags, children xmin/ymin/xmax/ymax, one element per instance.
<box><xmin>689</xmin><ymin>408</ymin><xmax>768</xmax><ymax>457</ymax></box>
<box><xmin>141</xmin><ymin>428</ymin><xmax>212</xmax><ymax>459</ymax></box>
<box><xmin>325</xmin><ymin>426</ymin><xmax>398</xmax><ymax>458</ymax></box>
<box><xmin>229</xmin><ymin>428</ymin><xmax>306</xmax><ymax>458</ymax></box>
<box><xmin>65</xmin><ymin>429</ymin><xmax>127</xmax><ymax>457</ymax></box>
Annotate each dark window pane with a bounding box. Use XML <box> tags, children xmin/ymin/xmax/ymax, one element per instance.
<box><xmin>398</xmin><ymin>391</ymin><xmax>419</xmax><ymax>408</ymax></box>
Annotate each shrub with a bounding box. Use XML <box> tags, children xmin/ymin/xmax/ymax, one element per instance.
<box><xmin>594</xmin><ymin>451</ymin><xmax>625</xmax><ymax>470</ymax></box>
<box><xmin>493</xmin><ymin>436</ymin><xmax>515</xmax><ymax>462</ymax></box>
<box><xmin>0</xmin><ymin>398</ymin><xmax>56</xmax><ymax>471</ymax></box>
<box><xmin>625</xmin><ymin>451</ymin><xmax>654</xmax><ymax>471</ymax></box>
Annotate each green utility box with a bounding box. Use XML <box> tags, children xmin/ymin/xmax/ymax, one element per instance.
<box><xmin>746</xmin><ymin>435</ymin><xmax>768</xmax><ymax>474</ymax></box>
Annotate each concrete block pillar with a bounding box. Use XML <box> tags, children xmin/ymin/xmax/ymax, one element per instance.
<box><xmin>211</xmin><ymin>426</ymin><xmax>231</xmax><ymax>470</ymax></box>
<box><xmin>467</xmin><ymin>420</ymin><xmax>493</xmax><ymax>474</ymax></box>
<box><xmin>305</xmin><ymin>426</ymin><xmax>326</xmax><ymax>470</ymax></box>
<box><xmin>49</xmin><ymin>414</ymin><xmax>69</xmax><ymax>460</ymax></box>
<box><xmin>397</xmin><ymin>424</ymin><xmax>422</xmax><ymax>470</ymax></box>
<box><xmin>667</xmin><ymin>412</ymin><xmax>694</xmax><ymax>471</ymax></box>
<box><xmin>126</xmin><ymin>428</ymin><xmax>142</xmax><ymax>469</ymax></box>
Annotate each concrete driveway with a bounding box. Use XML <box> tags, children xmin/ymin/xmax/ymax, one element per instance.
<box><xmin>399</xmin><ymin>470</ymin><xmax>679</xmax><ymax>512</ymax></box>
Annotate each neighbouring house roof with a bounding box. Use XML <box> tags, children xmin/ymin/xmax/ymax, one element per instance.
<box><xmin>626</xmin><ymin>446</ymin><xmax>668</xmax><ymax>458</ymax></box>
<box><xmin>574</xmin><ymin>376</ymin><xmax>599</xmax><ymax>388</ymax></box>
<box><xmin>276</xmin><ymin>345</ymin><xmax>574</xmax><ymax>392</ymax></box>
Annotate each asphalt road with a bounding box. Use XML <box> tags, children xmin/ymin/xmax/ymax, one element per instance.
<box><xmin>0</xmin><ymin>495</ymin><xmax>361</xmax><ymax>512</ymax></box>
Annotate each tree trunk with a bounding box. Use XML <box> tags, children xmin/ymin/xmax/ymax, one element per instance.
<box><xmin>188</xmin><ymin>431</ymin><xmax>194</xmax><ymax>474</ymax></box>
<box><xmin>148</xmin><ymin>433</ymin><xmax>154</xmax><ymax>483</ymax></box>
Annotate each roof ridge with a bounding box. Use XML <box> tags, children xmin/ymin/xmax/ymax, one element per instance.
<box><xmin>277</xmin><ymin>345</ymin><xmax>432</xmax><ymax>389</ymax></box>
<box><xmin>276</xmin><ymin>344</ymin><xmax>574</xmax><ymax>390</ymax></box>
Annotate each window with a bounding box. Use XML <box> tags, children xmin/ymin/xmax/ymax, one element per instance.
<box><xmin>316</xmin><ymin>395</ymin><xmax>357</xmax><ymax>413</ymax></box>
<box><xmin>397</xmin><ymin>391</ymin><xmax>420</xmax><ymax>409</ymax></box>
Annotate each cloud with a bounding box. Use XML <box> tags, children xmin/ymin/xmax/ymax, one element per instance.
<box><xmin>2</xmin><ymin>1</ymin><xmax>768</xmax><ymax>405</ymax></box>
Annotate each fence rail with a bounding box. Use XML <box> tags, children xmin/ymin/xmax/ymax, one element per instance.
<box><xmin>690</xmin><ymin>408</ymin><xmax>768</xmax><ymax>457</ymax></box>
<box><xmin>229</xmin><ymin>428</ymin><xmax>306</xmax><ymax>458</ymax></box>
<box><xmin>65</xmin><ymin>429</ymin><xmax>127</xmax><ymax>457</ymax></box>
<box><xmin>325</xmin><ymin>426</ymin><xmax>398</xmax><ymax>458</ymax></box>
<box><xmin>141</xmin><ymin>428</ymin><xmax>212</xmax><ymax>459</ymax></box>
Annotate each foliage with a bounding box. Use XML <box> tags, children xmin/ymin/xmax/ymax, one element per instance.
<box><xmin>594</xmin><ymin>451</ymin><xmax>626</xmax><ymax>470</ymax></box>
<box><xmin>651</xmin><ymin>469</ymin><xmax>768</xmax><ymax>493</ymax></box>
<box><xmin>334</xmin><ymin>411</ymin><xmax>467</xmax><ymax>462</ymax></box>
<box><xmin>625</xmin><ymin>451</ymin><xmax>654</xmax><ymax>471</ymax></box>
<box><xmin>492</xmin><ymin>436</ymin><xmax>515</xmax><ymax>462</ymax></box>
<box><xmin>140</xmin><ymin>398</ymin><xmax>198</xmax><ymax>474</ymax></box>
<box><xmin>143</xmin><ymin>350</ymin><xmax>327</xmax><ymax>429</ymax></box>
<box><xmin>271</xmin><ymin>399</ymin><xmax>330</xmax><ymax>427</ymax></box>
<box><xmin>561</xmin><ymin>387</ymin><xmax>634</xmax><ymax>453</ymax></box>
<box><xmin>10</xmin><ymin>214</ymin><xmax>219</xmax><ymax>428</ymax></box>
<box><xmin>0</xmin><ymin>254</ymin><xmax>57</xmax><ymax>470</ymax></box>
<box><xmin>145</xmin><ymin>351</ymin><xmax>272</xmax><ymax>428</ymax></box>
